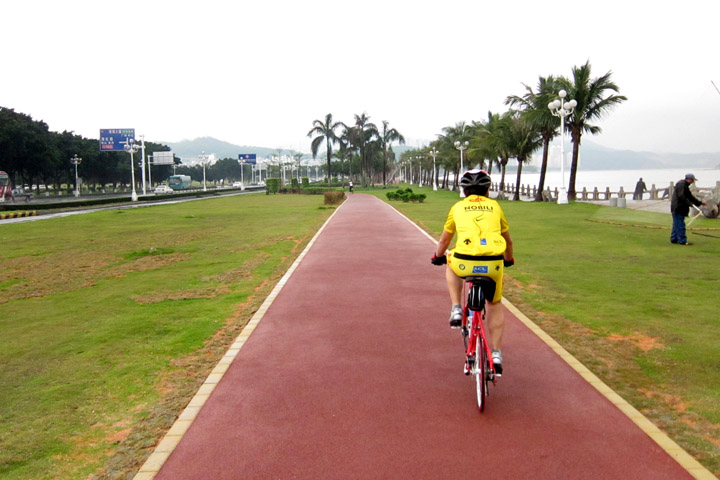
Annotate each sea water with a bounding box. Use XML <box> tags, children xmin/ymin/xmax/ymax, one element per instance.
<box><xmin>516</xmin><ymin>168</ymin><xmax>720</xmax><ymax>192</ymax></box>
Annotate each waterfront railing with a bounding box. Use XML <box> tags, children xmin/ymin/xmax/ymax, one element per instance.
<box><xmin>492</xmin><ymin>181</ymin><xmax>718</xmax><ymax>202</ymax></box>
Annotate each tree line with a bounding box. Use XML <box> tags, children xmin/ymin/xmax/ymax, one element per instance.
<box><xmin>308</xmin><ymin>113</ymin><xmax>405</xmax><ymax>187</ymax></box>
<box><xmin>0</xmin><ymin>107</ymin><xmax>323</xmax><ymax>193</ymax></box>
<box><xmin>310</xmin><ymin>61</ymin><xmax>626</xmax><ymax>200</ymax></box>
<box><xmin>0</xmin><ymin>108</ymin><xmax>180</xmax><ymax>193</ymax></box>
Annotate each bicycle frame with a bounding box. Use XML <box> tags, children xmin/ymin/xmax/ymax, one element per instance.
<box><xmin>462</xmin><ymin>306</ymin><xmax>495</xmax><ymax>379</ymax></box>
<box><xmin>461</xmin><ymin>277</ymin><xmax>496</xmax><ymax>411</ymax></box>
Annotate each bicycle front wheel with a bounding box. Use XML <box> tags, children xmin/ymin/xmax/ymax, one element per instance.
<box><xmin>474</xmin><ymin>332</ymin><xmax>487</xmax><ymax>412</ymax></box>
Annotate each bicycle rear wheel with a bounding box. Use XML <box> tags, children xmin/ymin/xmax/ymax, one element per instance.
<box><xmin>474</xmin><ymin>327</ymin><xmax>487</xmax><ymax>412</ymax></box>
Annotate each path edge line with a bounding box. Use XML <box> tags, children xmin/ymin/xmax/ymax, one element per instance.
<box><xmin>385</xmin><ymin>198</ymin><xmax>717</xmax><ymax>480</ymax></box>
<box><xmin>133</xmin><ymin>201</ymin><xmax>347</xmax><ymax>480</ymax></box>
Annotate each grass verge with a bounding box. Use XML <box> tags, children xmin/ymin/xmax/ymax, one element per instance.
<box><xmin>371</xmin><ymin>185</ymin><xmax>720</xmax><ymax>476</ymax></box>
<box><xmin>0</xmin><ymin>194</ymin><xmax>335</xmax><ymax>480</ymax></box>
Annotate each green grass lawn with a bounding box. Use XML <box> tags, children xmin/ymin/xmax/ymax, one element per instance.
<box><xmin>0</xmin><ymin>194</ymin><xmax>334</xmax><ymax>480</ymax></box>
<box><xmin>372</xmin><ymin>185</ymin><xmax>720</xmax><ymax>475</ymax></box>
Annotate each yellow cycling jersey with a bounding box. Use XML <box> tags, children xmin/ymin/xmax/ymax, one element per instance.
<box><xmin>443</xmin><ymin>195</ymin><xmax>508</xmax><ymax>256</ymax></box>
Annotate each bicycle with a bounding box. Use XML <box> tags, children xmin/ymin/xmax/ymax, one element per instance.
<box><xmin>460</xmin><ymin>276</ymin><xmax>498</xmax><ymax>412</ymax></box>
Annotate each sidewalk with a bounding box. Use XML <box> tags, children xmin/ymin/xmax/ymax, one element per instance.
<box><xmin>136</xmin><ymin>194</ymin><xmax>713</xmax><ymax>480</ymax></box>
<box><xmin>582</xmin><ymin>198</ymin><xmax>671</xmax><ymax>213</ymax></box>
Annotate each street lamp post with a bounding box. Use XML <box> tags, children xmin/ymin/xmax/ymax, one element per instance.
<box><xmin>415</xmin><ymin>155</ymin><xmax>424</xmax><ymax>188</ymax></box>
<box><xmin>123</xmin><ymin>139</ymin><xmax>139</xmax><ymax>201</ymax></box>
<box><xmin>429</xmin><ymin>147</ymin><xmax>439</xmax><ymax>191</ymax></box>
<box><xmin>139</xmin><ymin>134</ymin><xmax>147</xmax><ymax>195</ymax></box>
<box><xmin>147</xmin><ymin>154</ymin><xmax>153</xmax><ymax>190</ymax></box>
<box><xmin>454</xmin><ymin>140</ymin><xmax>468</xmax><ymax>172</ymax></box>
<box><xmin>454</xmin><ymin>140</ymin><xmax>468</xmax><ymax>196</ymax></box>
<box><xmin>238</xmin><ymin>158</ymin><xmax>246</xmax><ymax>190</ymax></box>
<box><xmin>199</xmin><ymin>151</ymin><xmax>209</xmax><ymax>191</ymax></box>
<box><xmin>70</xmin><ymin>154</ymin><xmax>82</xmax><ymax>197</ymax></box>
<box><xmin>549</xmin><ymin>89</ymin><xmax>577</xmax><ymax>205</ymax></box>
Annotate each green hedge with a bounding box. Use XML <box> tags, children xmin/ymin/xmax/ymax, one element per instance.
<box><xmin>266</xmin><ymin>178</ymin><xmax>281</xmax><ymax>194</ymax></box>
<box><xmin>386</xmin><ymin>188</ymin><xmax>426</xmax><ymax>203</ymax></box>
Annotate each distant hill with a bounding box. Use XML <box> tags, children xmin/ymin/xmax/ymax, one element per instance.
<box><xmin>577</xmin><ymin>141</ymin><xmax>720</xmax><ymax>170</ymax></box>
<box><xmin>161</xmin><ymin>136</ymin><xmax>720</xmax><ymax>170</ymax></box>
<box><xmin>160</xmin><ymin>137</ymin><xmax>309</xmax><ymax>163</ymax></box>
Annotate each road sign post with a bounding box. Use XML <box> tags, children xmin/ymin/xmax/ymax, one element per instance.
<box><xmin>238</xmin><ymin>154</ymin><xmax>257</xmax><ymax>190</ymax></box>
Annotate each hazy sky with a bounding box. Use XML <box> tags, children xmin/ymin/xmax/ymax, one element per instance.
<box><xmin>3</xmin><ymin>0</ymin><xmax>719</xmax><ymax>156</ymax></box>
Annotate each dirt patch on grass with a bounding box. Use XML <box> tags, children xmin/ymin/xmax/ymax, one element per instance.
<box><xmin>607</xmin><ymin>333</ymin><xmax>665</xmax><ymax>352</ymax></box>
<box><xmin>638</xmin><ymin>389</ymin><xmax>690</xmax><ymax>413</ymax></box>
<box><xmin>0</xmin><ymin>250</ymin><xmax>117</xmax><ymax>303</ymax></box>
<box><xmin>201</xmin><ymin>252</ymin><xmax>270</xmax><ymax>284</ymax></box>
<box><xmin>133</xmin><ymin>286</ymin><xmax>232</xmax><ymax>304</ymax></box>
<box><xmin>132</xmin><ymin>252</ymin><xmax>270</xmax><ymax>304</ymax></box>
<box><xmin>107</xmin><ymin>252</ymin><xmax>192</xmax><ymax>277</ymax></box>
<box><xmin>0</xmin><ymin>250</ymin><xmax>192</xmax><ymax>304</ymax></box>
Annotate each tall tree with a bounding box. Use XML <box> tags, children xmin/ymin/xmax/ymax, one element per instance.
<box><xmin>561</xmin><ymin>61</ymin><xmax>627</xmax><ymax>200</ymax></box>
<box><xmin>378</xmin><ymin>120</ymin><xmax>405</xmax><ymax>186</ymax></box>
<box><xmin>470</xmin><ymin>112</ymin><xmax>510</xmax><ymax>189</ymax></box>
<box><xmin>307</xmin><ymin>113</ymin><xmax>343</xmax><ymax>182</ymax></box>
<box><xmin>504</xmin><ymin>112</ymin><xmax>544</xmax><ymax>201</ymax></box>
<box><xmin>505</xmin><ymin>75</ymin><xmax>561</xmax><ymax>201</ymax></box>
<box><xmin>438</xmin><ymin>121</ymin><xmax>469</xmax><ymax>189</ymax></box>
<box><xmin>332</xmin><ymin>140</ymin><xmax>354</xmax><ymax>181</ymax></box>
<box><xmin>350</xmin><ymin>113</ymin><xmax>379</xmax><ymax>186</ymax></box>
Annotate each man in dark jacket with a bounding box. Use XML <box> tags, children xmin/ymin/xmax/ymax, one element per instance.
<box><xmin>670</xmin><ymin>173</ymin><xmax>706</xmax><ymax>245</ymax></box>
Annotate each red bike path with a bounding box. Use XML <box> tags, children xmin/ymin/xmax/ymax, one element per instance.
<box><xmin>137</xmin><ymin>194</ymin><xmax>713</xmax><ymax>480</ymax></box>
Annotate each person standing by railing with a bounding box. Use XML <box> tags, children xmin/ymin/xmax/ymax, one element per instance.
<box><xmin>633</xmin><ymin>178</ymin><xmax>647</xmax><ymax>200</ymax></box>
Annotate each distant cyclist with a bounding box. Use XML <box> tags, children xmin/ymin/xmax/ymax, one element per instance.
<box><xmin>431</xmin><ymin>169</ymin><xmax>514</xmax><ymax>373</ymax></box>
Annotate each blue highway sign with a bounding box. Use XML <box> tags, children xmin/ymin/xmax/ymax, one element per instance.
<box><xmin>239</xmin><ymin>154</ymin><xmax>257</xmax><ymax>165</ymax></box>
<box><xmin>100</xmin><ymin>129</ymin><xmax>135</xmax><ymax>151</ymax></box>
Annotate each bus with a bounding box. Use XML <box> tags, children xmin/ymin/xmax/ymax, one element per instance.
<box><xmin>167</xmin><ymin>175</ymin><xmax>193</xmax><ymax>190</ymax></box>
<box><xmin>0</xmin><ymin>171</ymin><xmax>12</xmax><ymax>202</ymax></box>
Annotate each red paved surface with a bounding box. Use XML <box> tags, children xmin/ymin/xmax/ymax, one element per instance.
<box><xmin>155</xmin><ymin>194</ymin><xmax>694</xmax><ymax>480</ymax></box>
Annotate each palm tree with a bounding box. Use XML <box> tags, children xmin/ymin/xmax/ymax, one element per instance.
<box><xmin>379</xmin><ymin>120</ymin><xmax>405</xmax><ymax>186</ymax></box>
<box><xmin>504</xmin><ymin>112</ymin><xmax>544</xmax><ymax>201</ymax></box>
<box><xmin>561</xmin><ymin>61</ymin><xmax>627</xmax><ymax>200</ymax></box>
<box><xmin>439</xmin><ymin>122</ymin><xmax>469</xmax><ymax>189</ymax></box>
<box><xmin>471</xmin><ymin>112</ymin><xmax>510</xmax><ymax>191</ymax></box>
<box><xmin>505</xmin><ymin>75</ymin><xmax>561</xmax><ymax>201</ymax></box>
<box><xmin>307</xmin><ymin>113</ymin><xmax>343</xmax><ymax>182</ymax></box>
<box><xmin>350</xmin><ymin>113</ymin><xmax>379</xmax><ymax>186</ymax></box>
<box><xmin>332</xmin><ymin>140</ymin><xmax>354</xmax><ymax>182</ymax></box>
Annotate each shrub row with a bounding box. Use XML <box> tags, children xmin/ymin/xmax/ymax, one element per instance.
<box><xmin>386</xmin><ymin>188</ymin><xmax>426</xmax><ymax>203</ymax></box>
<box><xmin>324</xmin><ymin>191</ymin><xmax>346</xmax><ymax>205</ymax></box>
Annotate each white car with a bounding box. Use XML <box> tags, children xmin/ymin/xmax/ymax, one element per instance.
<box><xmin>154</xmin><ymin>184</ymin><xmax>173</xmax><ymax>194</ymax></box>
<box><xmin>232</xmin><ymin>181</ymin><xmax>243</xmax><ymax>187</ymax></box>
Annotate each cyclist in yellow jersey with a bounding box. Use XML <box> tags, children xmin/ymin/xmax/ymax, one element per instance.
<box><xmin>431</xmin><ymin>170</ymin><xmax>514</xmax><ymax>373</ymax></box>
